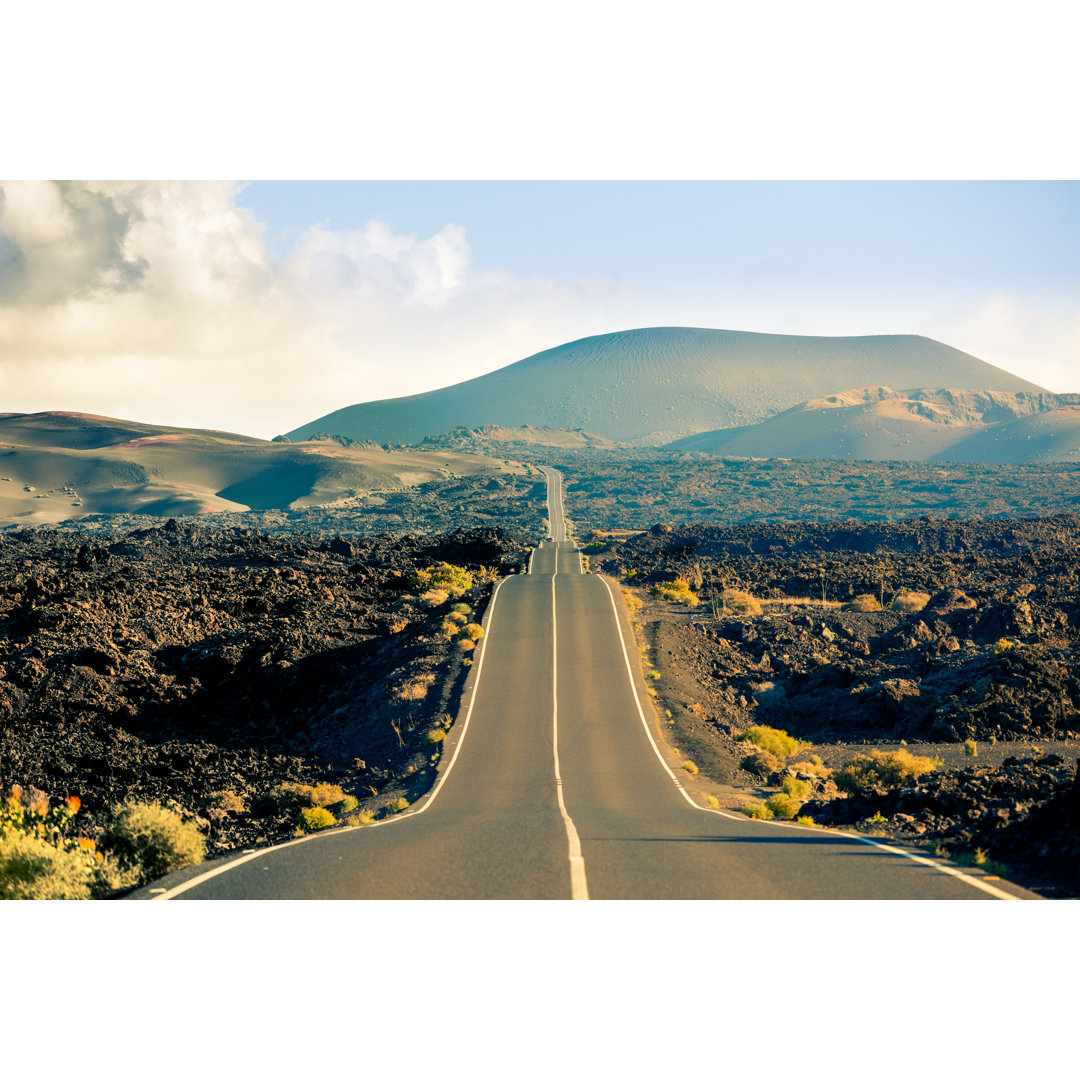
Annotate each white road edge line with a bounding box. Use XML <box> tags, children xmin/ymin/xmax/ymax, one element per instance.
<box><xmin>595</xmin><ymin>574</ymin><xmax>1023</xmax><ymax>902</ymax></box>
<box><xmin>552</xmin><ymin>543</ymin><xmax>589</xmax><ymax>900</ymax></box>
<box><xmin>151</xmin><ymin>575</ymin><xmax>512</xmax><ymax>900</ymax></box>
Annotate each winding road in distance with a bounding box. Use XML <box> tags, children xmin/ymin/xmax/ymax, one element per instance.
<box><xmin>135</xmin><ymin>467</ymin><xmax>1036</xmax><ymax>900</ymax></box>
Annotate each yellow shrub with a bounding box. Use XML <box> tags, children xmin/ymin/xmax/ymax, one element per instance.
<box><xmin>890</xmin><ymin>591</ymin><xmax>930</xmax><ymax>613</ymax></box>
<box><xmin>717</xmin><ymin>588</ymin><xmax>762</xmax><ymax>616</ymax></box>
<box><xmin>844</xmin><ymin>594</ymin><xmax>883</xmax><ymax>612</ymax></box>
<box><xmin>298</xmin><ymin>806</ymin><xmax>335</xmax><ymax>832</ymax></box>
<box><xmin>740</xmin><ymin>725</ymin><xmax>807</xmax><ymax>759</ymax></box>
<box><xmin>652</xmin><ymin>578</ymin><xmax>700</xmax><ymax>606</ymax></box>
<box><xmin>764</xmin><ymin>793</ymin><xmax>803</xmax><ymax>820</ymax></box>
<box><xmin>834</xmin><ymin>749</ymin><xmax>941</xmax><ymax>793</ymax></box>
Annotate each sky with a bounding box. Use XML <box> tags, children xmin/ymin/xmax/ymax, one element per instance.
<box><xmin>0</xmin><ymin>179</ymin><xmax>1076</xmax><ymax>439</ymax></box>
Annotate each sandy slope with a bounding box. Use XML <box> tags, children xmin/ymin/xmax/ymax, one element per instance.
<box><xmin>0</xmin><ymin>412</ymin><xmax>527</xmax><ymax>526</ymax></box>
<box><xmin>285</xmin><ymin>326</ymin><xmax>1044</xmax><ymax>445</ymax></box>
<box><xmin>668</xmin><ymin>388</ymin><xmax>1080</xmax><ymax>462</ymax></box>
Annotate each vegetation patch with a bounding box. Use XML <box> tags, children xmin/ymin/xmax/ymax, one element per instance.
<box><xmin>99</xmin><ymin>799</ymin><xmax>206</xmax><ymax>886</ymax></box>
<box><xmin>651</xmin><ymin>578</ymin><xmax>700</xmax><ymax>606</ymax></box>
<box><xmin>716</xmin><ymin>588</ymin><xmax>762</xmax><ymax>616</ymax></box>
<box><xmin>739</xmin><ymin>725</ymin><xmax>807</xmax><ymax>759</ymax></box>
<box><xmin>834</xmin><ymin>749</ymin><xmax>941</xmax><ymax>794</ymax></box>
<box><xmin>844</xmin><ymin>594</ymin><xmax>883</xmax><ymax>612</ymax></box>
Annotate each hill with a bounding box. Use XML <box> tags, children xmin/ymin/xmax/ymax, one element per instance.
<box><xmin>667</xmin><ymin>388</ymin><xmax>1080</xmax><ymax>462</ymax></box>
<box><xmin>0</xmin><ymin>412</ymin><xmax>528</xmax><ymax>526</ymax></box>
<box><xmin>284</xmin><ymin>327</ymin><xmax>1044</xmax><ymax>445</ymax></box>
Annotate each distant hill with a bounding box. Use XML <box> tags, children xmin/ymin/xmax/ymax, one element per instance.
<box><xmin>667</xmin><ymin>388</ymin><xmax>1080</xmax><ymax>462</ymax></box>
<box><xmin>285</xmin><ymin>326</ymin><xmax>1044</xmax><ymax>445</ymax></box>
<box><xmin>0</xmin><ymin>412</ymin><xmax>526</xmax><ymax>526</ymax></box>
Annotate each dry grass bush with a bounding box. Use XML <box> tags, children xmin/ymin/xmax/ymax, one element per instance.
<box><xmin>398</xmin><ymin>673</ymin><xmax>435</xmax><ymax>701</ymax></box>
<box><xmin>450</xmin><ymin>602</ymin><xmax>471</xmax><ymax>614</ymax></box>
<box><xmin>740</xmin><ymin>725</ymin><xmax>807</xmax><ymax>759</ymax></box>
<box><xmin>890</xmin><ymin>590</ymin><xmax>930</xmax><ymax>613</ymax></box>
<box><xmin>844</xmin><ymin>594</ymin><xmax>883</xmax><ymax>612</ymax></box>
<box><xmin>740</xmin><ymin>802</ymin><xmax>773</xmax><ymax>820</ymax></box>
<box><xmin>447</xmin><ymin>611</ymin><xmax>468</xmax><ymax>625</ymax></box>
<box><xmin>297</xmin><ymin>806</ymin><xmax>335</xmax><ymax>832</ymax></box>
<box><xmin>343</xmin><ymin>807</ymin><xmax>375</xmax><ymax>826</ymax></box>
<box><xmin>652</xmin><ymin>578</ymin><xmax>700</xmax><ymax>606</ymax></box>
<box><xmin>781</xmin><ymin>777</ymin><xmax>812</xmax><ymax>799</ymax></box>
<box><xmin>740</xmin><ymin>748</ymin><xmax>782</xmax><ymax>777</ymax></box>
<box><xmin>201</xmin><ymin>790</ymin><xmax>246</xmax><ymax>814</ymax></box>
<box><xmin>834</xmin><ymin>749</ymin><xmax>941</xmax><ymax>794</ymax></box>
<box><xmin>460</xmin><ymin>623</ymin><xmax>485</xmax><ymax>641</ymax></box>
<box><xmin>408</xmin><ymin>563</ymin><xmax>474</xmax><ymax>596</ymax></box>
<box><xmin>764</xmin><ymin>793</ymin><xmax>803</xmax><ymax>820</ymax></box>
<box><xmin>425</xmin><ymin>728</ymin><xmax>446</xmax><ymax>745</ymax></box>
<box><xmin>384</xmin><ymin>797</ymin><xmax>410</xmax><ymax>815</ymax></box>
<box><xmin>964</xmin><ymin>739</ymin><xmax>978</xmax><ymax>756</ymax></box>
<box><xmin>459</xmin><ymin>638</ymin><xmax>476</xmax><ymax>652</ymax></box>
<box><xmin>791</xmin><ymin>754</ymin><xmax>831</xmax><ymax>778</ymax></box>
<box><xmin>681</xmin><ymin>761</ymin><xmax>698</xmax><ymax>775</ymax></box>
<box><xmin>717</xmin><ymin>588</ymin><xmax>762</xmax><ymax>616</ymax></box>
<box><xmin>0</xmin><ymin>830</ymin><xmax>95</xmax><ymax>899</ymax></box>
<box><xmin>420</xmin><ymin>589</ymin><xmax>449</xmax><ymax>608</ymax></box>
<box><xmin>100</xmin><ymin>800</ymin><xmax>205</xmax><ymax>886</ymax></box>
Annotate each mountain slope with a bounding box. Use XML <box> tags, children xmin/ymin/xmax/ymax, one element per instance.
<box><xmin>667</xmin><ymin>388</ymin><xmax>1080</xmax><ymax>462</ymax></box>
<box><xmin>0</xmin><ymin>412</ymin><xmax>526</xmax><ymax>526</ymax></box>
<box><xmin>285</xmin><ymin>327</ymin><xmax>1045</xmax><ymax>445</ymax></box>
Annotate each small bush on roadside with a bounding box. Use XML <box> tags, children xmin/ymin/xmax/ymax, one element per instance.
<box><xmin>459</xmin><ymin>638</ymin><xmax>476</xmax><ymax>652</ymax></box>
<box><xmin>706</xmin><ymin>796</ymin><xmax>719</xmax><ymax>808</ymax></box>
<box><xmin>844</xmin><ymin>594</ymin><xmax>883</xmax><ymax>612</ymax></box>
<box><xmin>765</xmin><ymin>793</ymin><xmax>803</xmax><ymax>820</ymax></box>
<box><xmin>339</xmin><ymin>796</ymin><xmax>359</xmax><ymax>813</ymax></box>
<box><xmin>791</xmin><ymin>754</ymin><xmax>831</xmax><ymax>778</ymax></box>
<box><xmin>460</xmin><ymin>623</ymin><xmax>485</xmax><ymax>641</ymax></box>
<box><xmin>447</xmin><ymin>611</ymin><xmax>468</xmax><ymax>625</ymax></box>
<box><xmin>740</xmin><ymin>725</ymin><xmax>807</xmax><ymax>759</ymax></box>
<box><xmin>99</xmin><ymin>800</ymin><xmax>206</xmax><ymax>885</ymax></box>
<box><xmin>740</xmin><ymin>803</ymin><xmax>773</xmax><ymax>820</ymax></box>
<box><xmin>201</xmin><ymin>790</ymin><xmax>246</xmax><ymax>814</ymax></box>
<box><xmin>398</xmin><ymin>674</ymin><xmax>435</xmax><ymax>701</ymax></box>
<box><xmin>652</xmin><ymin>578</ymin><xmax>700</xmax><ymax>607</ymax></box>
<box><xmin>681</xmin><ymin>761</ymin><xmax>698</xmax><ymax>775</ymax></box>
<box><xmin>740</xmin><ymin>748</ymin><xmax>782</xmax><ymax>777</ymax></box>
<box><xmin>782</xmin><ymin>777</ymin><xmax>812</xmax><ymax>799</ymax></box>
<box><xmin>408</xmin><ymin>563</ymin><xmax>474</xmax><ymax>596</ymax></box>
<box><xmin>890</xmin><ymin>590</ymin><xmax>930</xmax><ymax>613</ymax></box>
<box><xmin>425</xmin><ymin>728</ymin><xmax>446</xmax><ymax>745</ymax></box>
<box><xmin>716</xmin><ymin>588</ymin><xmax>761</xmax><ymax>616</ymax></box>
<box><xmin>420</xmin><ymin>589</ymin><xmax>449</xmax><ymax>608</ymax></box>
<box><xmin>795</xmin><ymin>815</ymin><xmax>816</xmax><ymax>827</ymax></box>
<box><xmin>0</xmin><ymin>830</ymin><xmax>95</xmax><ymax>900</ymax></box>
<box><xmin>384</xmin><ymin>797</ymin><xmax>410</xmax><ymax>816</ymax></box>
<box><xmin>964</xmin><ymin>739</ymin><xmax>978</xmax><ymax>757</ymax></box>
<box><xmin>450</xmin><ymin>602</ymin><xmax>471</xmax><ymax>615</ymax></box>
<box><xmin>297</xmin><ymin>807</ymin><xmax>335</xmax><ymax>833</ymax></box>
<box><xmin>834</xmin><ymin>749</ymin><xmax>941</xmax><ymax>794</ymax></box>
<box><xmin>344</xmin><ymin>808</ymin><xmax>375</xmax><ymax>826</ymax></box>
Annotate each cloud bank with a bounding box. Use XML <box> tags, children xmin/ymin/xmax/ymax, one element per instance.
<box><xmin>0</xmin><ymin>181</ymin><xmax>1074</xmax><ymax>439</ymax></box>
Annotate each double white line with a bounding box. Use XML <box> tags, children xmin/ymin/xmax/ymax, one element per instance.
<box><xmin>551</xmin><ymin>545</ymin><xmax>589</xmax><ymax>900</ymax></box>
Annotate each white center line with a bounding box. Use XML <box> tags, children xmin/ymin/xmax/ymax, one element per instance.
<box><xmin>552</xmin><ymin>538</ymin><xmax>589</xmax><ymax>900</ymax></box>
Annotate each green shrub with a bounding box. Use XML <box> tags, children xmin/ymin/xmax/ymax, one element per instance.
<box><xmin>782</xmin><ymin>777</ymin><xmax>812</xmax><ymax>799</ymax></box>
<box><xmin>741</xmin><ymin>748</ymin><xmax>782</xmax><ymax>777</ymax></box>
<box><xmin>425</xmin><ymin>728</ymin><xmax>446</xmax><ymax>745</ymax></box>
<box><xmin>844</xmin><ymin>594</ymin><xmax>883</xmax><ymax>612</ymax></box>
<box><xmin>791</xmin><ymin>755</ymin><xmax>831</xmax><ymax>778</ymax></box>
<box><xmin>99</xmin><ymin>800</ymin><xmax>205</xmax><ymax>885</ymax></box>
<box><xmin>740</xmin><ymin>725</ymin><xmax>807</xmax><ymax>759</ymax></box>
<box><xmin>795</xmin><ymin>815</ymin><xmax>816</xmax><ymax>827</ymax></box>
<box><xmin>834</xmin><ymin>749</ymin><xmax>941</xmax><ymax>794</ymax></box>
<box><xmin>681</xmin><ymin>761</ymin><xmax>698</xmax><ymax>775</ymax></box>
<box><xmin>0</xmin><ymin>829</ymin><xmax>95</xmax><ymax>899</ymax></box>
<box><xmin>716</xmin><ymin>588</ymin><xmax>761</xmax><ymax>616</ymax></box>
<box><xmin>339</xmin><ymin>796</ymin><xmax>359</xmax><ymax>813</ymax></box>
<box><xmin>964</xmin><ymin>739</ymin><xmax>978</xmax><ymax>757</ymax></box>
<box><xmin>460</xmin><ymin>622</ymin><xmax>485</xmax><ymax>641</ymax></box>
<box><xmin>890</xmin><ymin>591</ymin><xmax>930</xmax><ymax>613</ymax></box>
<box><xmin>740</xmin><ymin>803</ymin><xmax>774</xmax><ymax>820</ymax></box>
<box><xmin>447</xmin><ymin>611</ymin><xmax>468</xmax><ymax>625</ymax></box>
<box><xmin>297</xmin><ymin>806</ymin><xmax>335</xmax><ymax>833</ymax></box>
<box><xmin>384</xmin><ymin>797</ymin><xmax>410</xmax><ymax>815</ymax></box>
<box><xmin>408</xmin><ymin>563</ymin><xmax>474</xmax><ymax>596</ymax></box>
<box><xmin>764</xmin><ymin>793</ymin><xmax>803</xmax><ymax>820</ymax></box>
<box><xmin>450</xmin><ymin>602</ymin><xmax>471</xmax><ymax>615</ymax></box>
<box><xmin>652</xmin><ymin>578</ymin><xmax>700</xmax><ymax>606</ymax></box>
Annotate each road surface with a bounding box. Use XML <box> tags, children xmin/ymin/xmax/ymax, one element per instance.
<box><xmin>137</xmin><ymin>470</ymin><xmax>1036</xmax><ymax>900</ymax></box>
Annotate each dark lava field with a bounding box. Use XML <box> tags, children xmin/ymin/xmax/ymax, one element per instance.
<box><xmin>0</xmin><ymin>522</ymin><xmax>530</xmax><ymax>855</ymax></box>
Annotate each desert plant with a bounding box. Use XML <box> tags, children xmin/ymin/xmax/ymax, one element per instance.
<box><xmin>460</xmin><ymin>623</ymin><xmax>485</xmax><ymax>641</ymax></box>
<box><xmin>716</xmin><ymin>588</ymin><xmax>761</xmax><ymax>616</ymax></box>
<box><xmin>398</xmin><ymin>674</ymin><xmax>435</xmax><ymax>701</ymax></box>
<box><xmin>740</xmin><ymin>748</ymin><xmax>782</xmax><ymax>777</ymax></box>
<box><xmin>791</xmin><ymin>755</ymin><xmax>831</xmax><ymax>778</ymax></box>
<box><xmin>993</xmin><ymin>637</ymin><xmax>1014</xmax><ymax>655</ymax></box>
<box><xmin>740</xmin><ymin>725</ymin><xmax>806</xmax><ymax>759</ymax></box>
<box><xmin>450</xmin><ymin>602</ymin><xmax>471</xmax><ymax>614</ymax></box>
<box><xmin>795</xmin><ymin>815</ymin><xmax>816</xmax><ymax>827</ymax></box>
<box><xmin>782</xmin><ymin>776</ymin><xmax>812</xmax><ymax>799</ymax></box>
<box><xmin>459</xmin><ymin>638</ymin><xmax>476</xmax><ymax>652</ymax></box>
<box><xmin>384</xmin><ymin>797</ymin><xmax>410</xmax><ymax>815</ymax></box>
<box><xmin>297</xmin><ymin>806</ymin><xmax>335</xmax><ymax>833</ymax></box>
<box><xmin>706</xmin><ymin>796</ymin><xmax>719</xmax><ymax>808</ymax></box>
<box><xmin>764</xmin><ymin>793</ymin><xmax>803</xmax><ymax>820</ymax></box>
<box><xmin>201</xmin><ymin>790</ymin><xmax>246</xmax><ymax>814</ymax></box>
<box><xmin>408</xmin><ymin>563</ymin><xmax>474</xmax><ymax>595</ymax></box>
<box><xmin>681</xmin><ymin>761</ymin><xmax>698</xmax><ymax>775</ymax></box>
<box><xmin>99</xmin><ymin>800</ymin><xmax>205</xmax><ymax>885</ymax></box>
<box><xmin>834</xmin><ymin>749</ymin><xmax>941</xmax><ymax>794</ymax></box>
<box><xmin>740</xmin><ymin>803</ymin><xmax>774</xmax><ymax>820</ymax></box>
<box><xmin>844</xmin><ymin>594</ymin><xmax>883</xmax><ymax>612</ymax></box>
<box><xmin>652</xmin><ymin>578</ymin><xmax>700</xmax><ymax>607</ymax></box>
<box><xmin>425</xmin><ymin>727</ymin><xmax>446</xmax><ymax>745</ymax></box>
<box><xmin>890</xmin><ymin>590</ymin><xmax>930</xmax><ymax>613</ymax></box>
<box><xmin>964</xmin><ymin>739</ymin><xmax>978</xmax><ymax>757</ymax></box>
<box><xmin>0</xmin><ymin>829</ymin><xmax>96</xmax><ymax>900</ymax></box>
<box><xmin>420</xmin><ymin>589</ymin><xmax>449</xmax><ymax>608</ymax></box>
<box><xmin>447</xmin><ymin>611</ymin><xmax>468</xmax><ymax>625</ymax></box>
<box><xmin>339</xmin><ymin>796</ymin><xmax>359</xmax><ymax>813</ymax></box>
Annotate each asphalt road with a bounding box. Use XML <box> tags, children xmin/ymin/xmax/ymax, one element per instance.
<box><xmin>138</xmin><ymin>470</ymin><xmax>1036</xmax><ymax>900</ymax></box>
